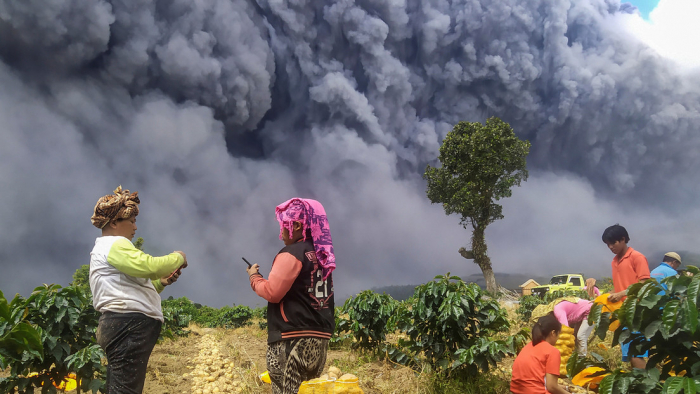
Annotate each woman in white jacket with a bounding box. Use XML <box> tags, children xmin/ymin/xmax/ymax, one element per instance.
<box><xmin>89</xmin><ymin>186</ymin><xmax>187</xmax><ymax>394</ymax></box>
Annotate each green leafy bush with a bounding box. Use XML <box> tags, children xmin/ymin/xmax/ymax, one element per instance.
<box><xmin>252</xmin><ymin>306</ymin><xmax>267</xmax><ymax>319</ymax></box>
<box><xmin>192</xmin><ymin>305</ymin><xmax>221</xmax><ymax>327</ymax></box>
<box><xmin>164</xmin><ymin>298</ymin><xmax>253</xmax><ymax>329</ymax></box>
<box><xmin>161</xmin><ymin>305</ymin><xmax>192</xmax><ymax>340</ymax></box>
<box><xmin>336</xmin><ymin>290</ymin><xmax>398</xmax><ymax>352</ymax></box>
<box><xmin>0</xmin><ymin>284</ymin><xmax>105</xmax><ymax>394</ymax></box>
<box><xmin>515</xmin><ymin>295</ymin><xmax>545</xmax><ymax>322</ymax></box>
<box><xmin>216</xmin><ymin>305</ymin><xmax>253</xmax><ymax>328</ymax></box>
<box><xmin>585</xmin><ymin>266</ymin><xmax>700</xmax><ymax>393</ymax></box>
<box><xmin>391</xmin><ymin>274</ymin><xmax>526</xmax><ymax>376</ymax></box>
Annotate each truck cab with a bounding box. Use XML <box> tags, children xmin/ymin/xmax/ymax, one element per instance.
<box><xmin>531</xmin><ymin>274</ymin><xmax>585</xmax><ymax>297</ymax></box>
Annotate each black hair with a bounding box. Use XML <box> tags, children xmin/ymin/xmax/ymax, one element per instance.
<box><xmin>663</xmin><ymin>255</ymin><xmax>680</xmax><ymax>265</ymax></box>
<box><xmin>602</xmin><ymin>224</ymin><xmax>630</xmax><ymax>244</ymax></box>
<box><xmin>532</xmin><ymin>312</ymin><xmax>562</xmax><ymax>346</ymax></box>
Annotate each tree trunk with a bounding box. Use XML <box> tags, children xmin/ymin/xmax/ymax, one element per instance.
<box><xmin>471</xmin><ymin>224</ymin><xmax>500</xmax><ymax>293</ymax></box>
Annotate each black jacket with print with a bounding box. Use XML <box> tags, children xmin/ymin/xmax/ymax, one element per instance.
<box><xmin>266</xmin><ymin>239</ymin><xmax>335</xmax><ymax>344</ymax></box>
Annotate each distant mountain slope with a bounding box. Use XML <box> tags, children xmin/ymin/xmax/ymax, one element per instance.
<box><xmin>360</xmin><ymin>272</ymin><xmax>552</xmax><ymax>302</ymax></box>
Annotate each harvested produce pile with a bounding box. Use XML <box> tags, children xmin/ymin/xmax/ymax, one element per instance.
<box><xmin>558</xmin><ymin>378</ymin><xmax>596</xmax><ymax>394</ymax></box>
<box><xmin>298</xmin><ymin>366</ymin><xmax>364</xmax><ymax>394</ymax></box>
<box><xmin>555</xmin><ymin>325</ymin><xmax>575</xmax><ymax>376</ymax></box>
<box><xmin>184</xmin><ymin>334</ymin><xmax>244</xmax><ymax>394</ymax></box>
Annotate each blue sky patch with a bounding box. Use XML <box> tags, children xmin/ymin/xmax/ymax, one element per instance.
<box><xmin>625</xmin><ymin>0</ymin><xmax>659</xmax><ymax>19</ymax></box>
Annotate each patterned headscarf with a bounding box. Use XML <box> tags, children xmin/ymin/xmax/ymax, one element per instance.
<box><xmin>276</xmin><ymin>198</ymin><xmax>335</xmax><ymax>279</ymax></box>
<box><xmin>91</xmin><ymin>186</ymin><xmax>140</xmax><ymax>229</ymax></box>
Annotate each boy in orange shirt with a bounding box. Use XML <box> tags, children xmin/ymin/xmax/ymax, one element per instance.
<box><xmin>586</xmin><ymin>224</ymin><xmax>650</xmax><ymax>369</ymax></box>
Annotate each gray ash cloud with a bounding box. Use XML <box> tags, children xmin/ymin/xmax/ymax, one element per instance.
<box><xmin>0</xmin><ymin>0</ymin><xmax>698</xmax><ymax>306</ymax></box>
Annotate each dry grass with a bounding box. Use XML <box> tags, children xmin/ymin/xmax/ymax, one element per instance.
<box><xmin>1</xmin><ymin>311</ymin><xmax>627</xmax><ymax>394</ymax></box>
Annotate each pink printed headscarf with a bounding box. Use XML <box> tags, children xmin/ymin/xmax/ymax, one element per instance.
<box><xmin>276</xmin><ymin>198</ymin><xmax>335</xmax><ymax>279</ymax></box>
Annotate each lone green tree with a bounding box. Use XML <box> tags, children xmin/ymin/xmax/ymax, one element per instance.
<box><xmin>424</xmin><ymin>117</ymin><xmax>530</xmax><ymax>293</ymax></box>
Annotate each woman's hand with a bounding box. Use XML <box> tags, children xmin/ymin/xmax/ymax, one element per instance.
<box><xmin>545</xmin><ymin>373</ymin><xmax>570</xmax><ymax>394</ymax></box>
<box><xmin>160</xmin><ymin>269</ymin><xmax>181</xmax><ymax>286</ymax></box>
<box><xmin>585</xmin><ymin>278</ymin><xmax>597</xmax><ymax>298</ymax></box>
<box><xmin>175</xmin><ymin>251</ymin><xmax>188</xmax><ymax>269</ymax></box>
<box><xmin>247</xmin><ymin>263</ymin><xmax>260</xmax><ymax>277</ymax></box>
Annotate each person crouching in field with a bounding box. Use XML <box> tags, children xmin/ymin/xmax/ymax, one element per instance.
<box><xmin>511</xmin><ymin>312</ymin><xmax>571</xmax><ymax>394</ymax></box>
<box><xmin>246</xmin><ymin>198</ymin><xmax>335</xmax><ymax>394</ymax></box>
<box><xmin>553</xmin><ymin>299</ymin><xmax>595</xmax><ymax>356</ymax></box>
<box><xmin>90</xmin><ymin>186</ymin><xmax>187</xmax><ymax>394</ymax></box>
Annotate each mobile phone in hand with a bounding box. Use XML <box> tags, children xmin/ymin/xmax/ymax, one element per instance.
<box><xmin>242</xmin><ymin>257</ymin><xmax>252</xmax><ymax>268</ymax></box>
<box><xmin>167</xmin><ymin>267</ymin><xmax>182</xmax><ymax>280</ymax></box>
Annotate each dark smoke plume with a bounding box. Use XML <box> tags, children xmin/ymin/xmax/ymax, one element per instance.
<box><xmin>1</xmin><ymin>0</ymin><xmax>698</xmax><ymax>306</ymax></box>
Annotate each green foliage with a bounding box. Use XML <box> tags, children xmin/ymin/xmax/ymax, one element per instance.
<box><xmin>252</xmin><ymin>306</ymin><xmax>267</xmax><ymax>319</ymax></box>
<box><xmin>391</xmin><ymin>274</ymin><xmax>526</xmax><ymax>376</ymax></box>
<box><xmin>161</xmin><ymin>305</ymin><xmax>191</xmax><ymax>340</ymax></box>
<box><xmin>331</xmin><ymin>306</ymin><xmax>353</xmax><ymax>349</ymax></box>
<box><xmin>161</xmin><ymin>297</ymin><xmax>252</xmax><ymax>329</ymax></box>
<box><xmin>70</xmin><ymin>264</ymin><xmax>91</xmax><ymax>290</ymax></box>
<box><xmin>515</xmin><ymin>295</ymin><xmax>544</xmax><ymax>322</ymax></box>
<box><xmin>598</xmin><ymin>369</ymin><xmax>663</xmax><ymax>394</ymax></box>
<box><xmin>597</xmin><ymin>277</ymin><xmax>615</xmax><ymax>294</ymax></box>
<box><xmin>215</xmin><ymin>305</ymin><xmax>253</xmax><ymax>329</ymax></box>
<box><xmin>585</xmin><ymin>266</ymin><xmax>700</xmax><ymax>393</ymax></box>
<box><xmin>0</xmin><ymin>285</ymin><xmax>105</xmax><ymax>394</ymax></box>
<box><xmin>424</xmin><ymin>117</ymin><xmax>530</xmax><ymax>293</ymax></box>
<box><xmin>424</xmin><ymin>117</ymin><xmax>531</xmax><ymax>229</ymax></box>
<box><xmin>430</xmin><ymin>370</ymin><xmax>512</xmax><ymax>394</ymax></box>
<box><xmin>192</xmin><ymin>305</ymin><xmax>221</xmax><ymax>327</ymax></box>
<box><xmin>0</xmin><ymin>291</ymin><xmax>44</xmax><ymax>369</ymax></box>
<box><xmin>133</xmin><ymin>237</ymin><xmax>144</xmax><ymax>251</ymax></box>
<box><xmin>336</xmin><ymin>290</ymin><xmax>398</xmax><ymax>352</ymax></box>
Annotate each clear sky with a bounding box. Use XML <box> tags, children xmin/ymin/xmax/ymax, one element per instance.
<box><xmin>626</xmin><ymin>0</ymin><xmax>660</xmax><ymax>18</ymax></box>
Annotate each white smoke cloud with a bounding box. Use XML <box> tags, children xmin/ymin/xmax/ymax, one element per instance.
<box><xmin>1</xmin><ymin>0</ymin><xmax>700</xmax><ymax>307</ymax></box>
<box><xmin>620</xmin><ymin>0</ymin><xmax>700</xmax><ymax>69</ymax></box>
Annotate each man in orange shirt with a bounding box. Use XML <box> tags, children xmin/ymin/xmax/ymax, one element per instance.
<box><xmin>586</xmin><ymin>224</ymin><xmax>650</xmax><ymax>369</ymax></box>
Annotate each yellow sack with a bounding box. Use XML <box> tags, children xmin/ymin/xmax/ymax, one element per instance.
<box><xmin>593</xmin><ymin>293</ymin><xmax>623</xmax><ymax>331</ymax></box>
<box><xmin>298</xmin><ymin>374</ymin><xmax>364</xmax><ymax>394</ymax></box>
<box><xmin>555</xmin><ymin>325</ymin><xmax>576</xmax><ymax>376</ymax></box>
<box><xmin>572</xmin><ymin>366</ymin><xmax>608</xmax><ymax>389</ymax></box>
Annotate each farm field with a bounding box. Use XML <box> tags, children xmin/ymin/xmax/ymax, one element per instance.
<box><xmin>2</xmin><ymin>302</ymin><xmax>604</xmax><ymax>394</ymax></box>
<box><xmin>3</xmin><ymin>268</ymin><xmax>698</xmax><ymax>394</ymax></box>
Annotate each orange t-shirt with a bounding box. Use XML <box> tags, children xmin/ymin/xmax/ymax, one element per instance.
<box><xmin>611</xmin><ymin>247</ymin><xmax>650</xmax><ymax>293</ymax></box>
<box><xmin>510</xmin><ymin>341</ymin><xmax>561</xmax><ymax>394</ymax></box>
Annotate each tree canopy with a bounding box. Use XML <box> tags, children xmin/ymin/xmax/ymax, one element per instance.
<box><xmin>424</xmin><ymin>117</ymin><xmax>530</xmax><ymax>293</ymax></box>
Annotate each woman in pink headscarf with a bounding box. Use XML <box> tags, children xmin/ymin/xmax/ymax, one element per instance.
<box><xmin>247</xmin><ymin>198</ymin><xmax>335</xmax><ymax>394</ymax></box>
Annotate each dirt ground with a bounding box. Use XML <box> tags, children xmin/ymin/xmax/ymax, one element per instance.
<box><xmin>2</xmin><ymin>320</ymin><xmax>422</xmax><ymax>393</ymax></box>
<box><xmin>3</xmin><ymin>307</ymin><xmax>610</xmax><ymax>393</ymax></box>
<box><xmin>142</xmin><ymin>322</ymin><xmax>416</xmax><ymax>394</ymax></box>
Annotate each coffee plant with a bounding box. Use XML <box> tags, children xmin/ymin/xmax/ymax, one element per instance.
<box><xmin>335</xmin><ymin>290</ymin><xmax>398</xmax><ymax>352</ymax></box>
<box><xmin>215</xmin><ymin>305</ymin><xmax>253</xmax><ymax>329</ymax></box>
<box><xmin>0</xmin><ymin>284</ymin><xmax>105</xmax><ymax>393</ymax></box>
<box><xmin>391</xmin><ymin>274</ymin><xmax>527</xmax><ymax>376</ymax></box>
<box><xmin>585</xmin><ymin>266</ymin><xmax>700</xmax><ymax>393</ymax></box>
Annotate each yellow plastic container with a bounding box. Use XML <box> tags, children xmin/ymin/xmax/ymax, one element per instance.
<box><xmin>259</xmin><ymin>370</ymin><xmax>271</xmax><ymax>384</ymax></box>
